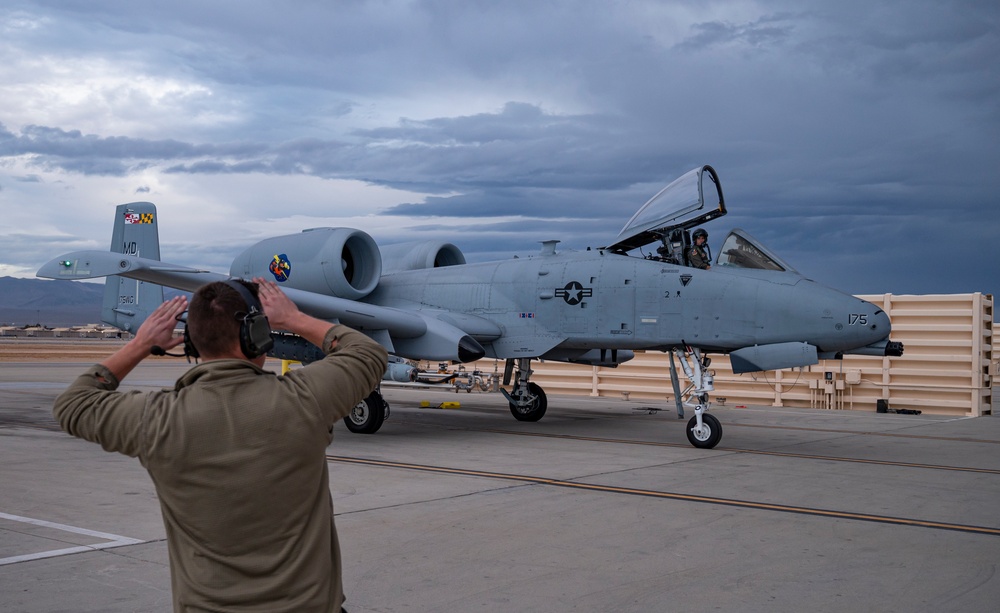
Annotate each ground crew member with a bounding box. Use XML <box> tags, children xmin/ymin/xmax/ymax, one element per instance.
<box><xmin>53</xmin><ymin>278</ymin><xmax>388</xmax><ymax>612</ymax></box>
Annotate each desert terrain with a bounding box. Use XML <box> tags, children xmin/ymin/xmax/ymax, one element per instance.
<box><xmin>0</xmin><ymin>338</ymin><xmax>187</xmax><ymax>363</ymax></box>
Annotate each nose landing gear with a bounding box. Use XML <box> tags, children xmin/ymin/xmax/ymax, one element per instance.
<box><xmin>671</xmin><ymin>347</ymin><xmax>723</xmax><ymax>449</ymax></box>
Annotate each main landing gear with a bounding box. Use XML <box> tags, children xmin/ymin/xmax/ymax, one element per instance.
<box><xmin>670</xmin><ymin>347</ymin><xmax>723</xmax><ymax>449</ymax></box>
<box><xmin>343</xmin><ymin>353</ymin><xmax>719</xmax><ymax>447</ymax></box>
<box><xmin>500</xmin><ymin>357</ymin><xmax>548</xmax><ymax>422</ymax></box>
<box><xmin>344</xmin><ymin>387</ymin><xmax>389</xmax><ymax>434</ymax></box>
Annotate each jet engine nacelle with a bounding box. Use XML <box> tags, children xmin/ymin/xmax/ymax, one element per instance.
<box><xmin>380</xmin><ymin>240</ymin><xmax>466</xmax><ymax>274</ymax></box>
<box><xmin>230</xmin><ymin>227</ymin><xmax>381</xmax><ymax>300</ymax></box>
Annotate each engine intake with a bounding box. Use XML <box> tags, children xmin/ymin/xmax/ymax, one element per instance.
<box><xmin>380</xmin><ymin>240</ymin><xmax>466</xmax><ymax>273</ymax></box>
<box><xmin>230</xmin><ymin>227</ymin><xmax>381</xmax><ymax>300</ymax></box>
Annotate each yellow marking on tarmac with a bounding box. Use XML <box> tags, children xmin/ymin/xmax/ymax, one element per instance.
<box><xmin>419</xmin><ymin>400</ymin><xmax>462</xmax><ymax>409</ymax></box>
<box><xmin>328</xmin><ymin>455</ymin><xmax>1000</xmax><ymax>537</ymax></box>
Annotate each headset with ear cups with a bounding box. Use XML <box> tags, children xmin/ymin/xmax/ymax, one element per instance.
<box><xmin>180</xmin><ymin>311</ymin><xmax>199</xmax><ymax>360</ymax></box>
<box><xmin>180</xmin><ymin>280</ymin><xmax>274</xmax><ymax>360</ymax></box>
<box><xmin>224</xmin><ymin>280</ymin><xmax>275</xmax><ymax>359</ymax></box>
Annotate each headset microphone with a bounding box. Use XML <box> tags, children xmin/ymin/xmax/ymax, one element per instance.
<box><xmin>149</xmin><ymin>311</ymin><xmax>199</xmax><ymax>361</ymax></box>
<box><xmin>150</xmin><ymin>345</ymin><xmax>186</xmax><ymax>358</ymax></box>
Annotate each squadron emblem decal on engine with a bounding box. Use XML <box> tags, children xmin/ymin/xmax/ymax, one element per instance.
<box><xmin>555</xmin><ymin>281</ymin><xmax>592</xmax><ymax>306</ymax></box>
<box><xmin>269</xmin><ymin>253</ymin><xmax>291</xmax><ymax>282</ymax></box>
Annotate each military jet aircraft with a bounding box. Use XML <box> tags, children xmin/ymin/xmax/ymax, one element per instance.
<box><xmin>38</xmin><ymin>165</ymin><xmax>902</xmax><ymax>448</ymax></box>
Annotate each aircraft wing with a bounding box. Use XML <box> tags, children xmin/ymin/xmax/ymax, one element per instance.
<box><xmin>37</xmin><ymin>250</ymin><xmax>496</xmax><ymax>362</ymax></box>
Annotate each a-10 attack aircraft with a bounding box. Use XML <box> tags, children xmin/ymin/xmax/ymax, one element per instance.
<box><xmin>39</xmin><ymin>165</ymin><xmax>902</xmax><ymax>449</ymax></box>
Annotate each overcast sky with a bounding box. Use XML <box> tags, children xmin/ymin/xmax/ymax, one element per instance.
<box><xmin>1</xmin><ymin>0</ymin><xmax>997</xmax><ymax>298</ymax></box>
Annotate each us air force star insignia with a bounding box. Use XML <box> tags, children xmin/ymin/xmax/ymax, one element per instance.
<box><xmin>555</xmin><ymin>281</ymin><xmax>593</xmax><ymax>306</ymax></box>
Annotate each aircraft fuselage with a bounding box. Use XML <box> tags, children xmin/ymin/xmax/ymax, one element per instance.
<box><xmin>368</xmin><ymin>248</ymin><xmax>890</xmax><ymax>361</ymax></box>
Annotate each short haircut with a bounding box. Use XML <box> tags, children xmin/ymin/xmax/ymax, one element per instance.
<box><xmin>187</xmin><ymin>280</ymin><xmax>260</xmax><ymax>358</ymax></box>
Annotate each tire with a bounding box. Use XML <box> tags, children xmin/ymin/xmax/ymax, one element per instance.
<box><xmin>686</xmin><ymin>413</ymin><xmax>722</xmax><ymax>449</ymax></box>
<box><xmin>687</xmin><ymin>413</ymin><xmax>722</xmax><ymax>449</ymax></box>
<box><xmin>509</xmin><ymin>382</ymin><xmax>547</xmax><ymax>422</ymax></box>
<box><xmin>344</xmin><ymin>391</ymin><xmax>387</xmax><ymax>434</ymax></box>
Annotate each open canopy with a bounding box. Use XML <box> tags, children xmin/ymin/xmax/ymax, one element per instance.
<box><xmin>605</xmin><ymin>165</ymin><xmax>727</xmax><ymax>253</ymax></box>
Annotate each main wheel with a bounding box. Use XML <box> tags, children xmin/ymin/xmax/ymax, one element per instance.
<box><xmin>686</xmin><ymin>413</ymin><xmax>722</xmax><ymax>449</ymax></box>
<box><xmin>344</xmin><ymin>391</ymin><xmax>387</xmax><ymax>434</ymax></box>
<box><xmin>509</xmin><ymin>382</ymin><xmax>547</xmax><ymax>422</ymax></box>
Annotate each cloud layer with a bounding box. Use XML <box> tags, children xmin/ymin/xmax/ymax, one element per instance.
<box><xmin>1</xmin><ymin>0</ymin><xmax>997</xmax><ymax>296</ymax></box>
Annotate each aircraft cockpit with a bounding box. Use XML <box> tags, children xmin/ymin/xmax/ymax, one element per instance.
<box><xmin>604</xmin><ymin>165</ymin><xmax>799</xmax><ymax>274</ymax></box>
<box><xmin>715</xmin><ymin>228</ymin><xmax>798</xmax><ymax>273</ymax></box>
<box><xmin>603</xmin><ymin>165</ymin><xmax>726</xmax><ymax>267</ymax></box>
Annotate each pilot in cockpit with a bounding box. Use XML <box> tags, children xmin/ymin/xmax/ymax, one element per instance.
<box><xmin>687</xmin><ymin>228</ymin><xmax>712</xmax><ymax>270</ymax></box>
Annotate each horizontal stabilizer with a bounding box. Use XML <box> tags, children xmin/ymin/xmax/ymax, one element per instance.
<box><xmin>38</xmin><ymin>251</ymin><xmax>218</xmax><ymax>288</ymax></box>
<box><xmin>729</xmin><ymin>342</ymin><xmax>818</xmax><ymax>374</ymax></box>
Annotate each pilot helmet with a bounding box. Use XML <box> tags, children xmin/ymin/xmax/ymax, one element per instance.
<box><xmin>692</xmin><ymin>228</ymin><xmax>708</xmax><ymax>241</ymax></box>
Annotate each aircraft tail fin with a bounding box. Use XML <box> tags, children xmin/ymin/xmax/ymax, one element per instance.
<box><xmin>101</xmin><ymin>202</ymin><xmax>164</xmax><ymax>333</ymax></box>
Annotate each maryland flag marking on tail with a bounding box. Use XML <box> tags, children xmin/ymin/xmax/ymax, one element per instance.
<box><xmin>124</xmin><ymin>212</ymin><xmax>155</xmax><ymax>224</ymax></box>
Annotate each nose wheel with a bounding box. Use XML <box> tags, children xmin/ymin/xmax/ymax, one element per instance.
<box><xmin>670</xmin><ymin>347</ymin><xmax>724</xmax><ymax>449</ymax></box>
<box><xmin>686</xmin><ymin>412</ymin><xmax>722</xmax><ymax>449</ymax></box>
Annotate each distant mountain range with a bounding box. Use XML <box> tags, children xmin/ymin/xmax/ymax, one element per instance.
<box><xmin>0</xmin><ymin>277</ymin><xmax>186</xmax><ymax>327</ymax></box>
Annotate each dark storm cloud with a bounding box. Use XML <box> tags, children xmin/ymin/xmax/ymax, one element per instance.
<box><xmin>382</xmin><ymin>186</ymin><xmax>636</xmax><ymax>221</ymax></box>
<box><xmin>676</xmin><ymin>14</ymin><xmax>797</xmax><ymax>51</ymax></box>
<box><xmin>344</xmin><ymin>103</ymin><xmax>673</xmax><ymax>193</ymax></box>
<box><xmin>0</xmin><ymin>1</ymin><xmax>997</xmax><ymax>296</ymax></box>
<box><xmin>3</xmin><ymin>101</ymin><xmax>670</xmax><ymax>201</ymax></box>
<box><xmin>0</xmin><ymin>123</ymin><xmax>264</xmax><ymax>175</ymax></box>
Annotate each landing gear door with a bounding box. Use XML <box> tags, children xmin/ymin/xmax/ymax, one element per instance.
<box><xmin>604</xmin><ymin>165</ymin><xmax>726</xmax><ymax>253</ymax></box>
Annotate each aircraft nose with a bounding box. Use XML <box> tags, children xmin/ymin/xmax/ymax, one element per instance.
<box><xmin>845</xmin><ymin>301</ymin><xmax>892</xmax><ymax>348</ymax></box>
<box><xmin>869</xmin><ymin>308</ymin><xmax>891</xmax><ymax>342</ymax></box>
<box><xmin>845</xmin><ymin>304</ymin><xmax>904</xmax><ymax>357</ymax></box>
<box><xmin>811</xmin><ymin>287</ymin><xmax>895</xmax><ymax>353</ymax></box>
<box><xmin>851</xmin><ymin>300</ymin><xmax>905</xmax><ymax>352</ymax></box>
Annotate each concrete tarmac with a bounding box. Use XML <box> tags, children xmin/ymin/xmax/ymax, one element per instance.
<box><xmin>1</xmin><ymin>360</ymin><xmax>999</xmax><ymax>612</ymax></box>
